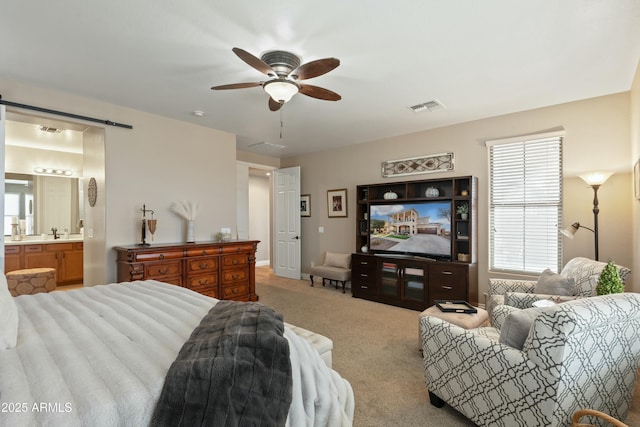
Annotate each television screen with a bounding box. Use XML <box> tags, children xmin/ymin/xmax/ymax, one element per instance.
<box><xmin>369</xmin><ymin>201</ymin><xmax>452</xmax><ymax>259</ymax></box>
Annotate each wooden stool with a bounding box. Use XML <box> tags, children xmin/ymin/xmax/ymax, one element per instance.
<box><xmin>6</xmin><ymin>268</ymin><xmax>57</xmax><ymax>296</ymax></box>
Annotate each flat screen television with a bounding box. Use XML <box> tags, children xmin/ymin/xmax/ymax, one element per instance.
<box><xmin>368</xmin><ymin>200</ymin><xmax>452</xmax><ymax>261</ymax></box>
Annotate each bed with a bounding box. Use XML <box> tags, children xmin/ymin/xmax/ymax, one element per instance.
<box><xmin>0</xmin><ymin>277</ymin><xmax>354</xmax><ymax>426</ymax></box>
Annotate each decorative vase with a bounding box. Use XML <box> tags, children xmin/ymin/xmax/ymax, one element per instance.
<box><xmin>425</xmin><ymin>187</ymin><xmax>439</xmax><ymax>197</ymax></box>
<box><xmin>361</xmin><ymin>245</ymin><xmax>368</xmax><ymax>253</ymax></box>
<box><xmin>461</xmin><ymin>213</ymin><xmax>468</xmax><ymax>220</ymax></box>
<box><xmin>383</xmin><ymin>191</ymin><xmax>398</xmax><ymax>200</ymax></box>
<box><xmin>186</xmin><ymin>220</ymin><xmax>195</xmax><ymax>243</ymax></box>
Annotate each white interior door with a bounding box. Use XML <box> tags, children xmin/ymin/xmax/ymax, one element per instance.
<box><xmin>0</xmin><ymin>105</ymin><xmax>5</xmax><ymax>272</ymax></box>
<box><xmin>273</xmin><ymin>166</ymin><xmax>300</xmax><ymax>279</ymax></box>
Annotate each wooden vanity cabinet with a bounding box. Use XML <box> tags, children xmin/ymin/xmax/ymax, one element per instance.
<box><xmin>114</xmin><ymin>241</ymin><xmax>259</xmax><ymax>302</ymax></box>
<box><xmin>4</xmin><ymin>242</ymin><xmax>84</xmax><ymax>286</ymax></box>
<box><xmin>4</xmin><ymin>246</ymin><xmax>22</xmax><ymax>273</ymax></box>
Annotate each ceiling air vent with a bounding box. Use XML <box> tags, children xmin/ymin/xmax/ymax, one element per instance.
<box><xmin>408</xmin><ymin>99</ymin><xmax>445</xmax><ymax>113</ymax></box>
<box><xmin>248</xmin><ymin>141</ymin><xmax>286</xmax><ymax>151</ymax></box>
<box><xmin>39</xmin><ymin>126</ymin><xmax>64</xmax><ymax>133</ymax></box>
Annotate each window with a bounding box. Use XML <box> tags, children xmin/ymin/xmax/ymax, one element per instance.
<box><xmin>487</xmin><ymin>132</ymin><xmax>563</xmax><ymax>274</ymax></box>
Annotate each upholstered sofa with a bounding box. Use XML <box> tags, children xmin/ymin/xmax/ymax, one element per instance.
<box><xmin>420</xmin><ymin>293</ymin><xmax>640</xmax><ymax>427</ymax></box>
<box><xmin>486</xmin><ymin>257</ymin><xmax>631</xmax><ymax>316</ymax></box>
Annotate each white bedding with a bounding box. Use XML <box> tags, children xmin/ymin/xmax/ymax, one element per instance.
<box><xmin>0</xmin><ymin>280</ymin><xmax>354</xmax><ymax>426</ymax></box>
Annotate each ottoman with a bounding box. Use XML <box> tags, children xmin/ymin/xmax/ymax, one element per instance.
<box><xmin>418</xmin><ymin>304</ymin><xmax>488</xmax><ymax>349</ymax></box>
<box><xmin>6</xmin><ymin>268</ymin><xmax>57</xmax><ymax>296</ymax></box>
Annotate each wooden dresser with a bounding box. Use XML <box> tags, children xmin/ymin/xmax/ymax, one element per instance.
<box><xmin>113</xmin><ymin>240</ymin><xmax>259</xmax><ymax>301</ymax></box>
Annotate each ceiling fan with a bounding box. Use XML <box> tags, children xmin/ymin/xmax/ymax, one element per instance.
<box><xmin>211</xmin><ymin>48</ymin><xmax>341</xmax><ymax>111</ymax></box>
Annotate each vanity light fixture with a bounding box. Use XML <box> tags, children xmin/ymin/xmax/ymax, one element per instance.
<box><xmin>34</xmin><ymin>167</ymin><xmax>73</xmax><ymax>176</ymax></box>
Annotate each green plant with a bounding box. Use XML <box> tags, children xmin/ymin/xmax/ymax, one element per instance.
<box><xmin>596</xmin><ymin>261</ymin><xmax>624</xmax><ymax>295</ymax></box>
<box><xmin>456</xmin><ymin>203</ymin><xmax>469</xmax><ymax>215</ymax></box>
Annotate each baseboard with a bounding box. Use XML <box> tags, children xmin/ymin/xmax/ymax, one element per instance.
<box><xmin>256</xmin><ymin>260</ymin><xmax>270</xmax><ymax>267</ymax></box>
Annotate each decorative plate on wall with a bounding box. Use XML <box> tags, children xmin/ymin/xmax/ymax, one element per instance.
<box><xmin>88</xmin><ymin>177</ymin><xmax>97</xmax><ymax>207</ymax></box>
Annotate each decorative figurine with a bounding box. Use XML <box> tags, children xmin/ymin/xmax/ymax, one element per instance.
<box><xmin>139</xmin><ymin>204</ymin><xmax>155</xmax><ymax>246</ymax></box>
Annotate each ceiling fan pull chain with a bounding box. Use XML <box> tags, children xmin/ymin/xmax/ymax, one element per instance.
<box><xmin>280</xmin><ymin>107</ymin><xmax>284</xmax><ymax>139</ymax></box>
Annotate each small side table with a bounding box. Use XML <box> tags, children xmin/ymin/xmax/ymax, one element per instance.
<box><xmin>418</xmin><ymin>305</ymin><xmax>489</xmax><ymax>350</ymax></box>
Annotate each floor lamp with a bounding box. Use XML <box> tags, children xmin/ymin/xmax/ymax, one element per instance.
<box><xmin>560</xmin><ymin>171</ymin><xmax>613</xmax><ymax>261</ymax></box>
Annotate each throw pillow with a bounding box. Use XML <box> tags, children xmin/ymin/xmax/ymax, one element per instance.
<box><xmin>324</xmin><ymin>252</ymin><xmax>351</xmax><ymax>269</ymax></box>
<box><xmin>0</xmin><ymin>274</ymin><xmax>19</xmax><ymax>349</ymax></box>
<box><xmin>499</xmin><ymin>307</ymin><xmax>545</xmax><ymax>350</ymax></box>
<box><xmin>534</xmin><ymin>269</ymin><xmax>575</xmax><ymax>296</ymax></box>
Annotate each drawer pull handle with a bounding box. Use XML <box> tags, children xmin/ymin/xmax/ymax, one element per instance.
<box><xmin>199</xmin><ymin>279</ymin><xmax>208</xmax><ymax>285</ymax></box>
<box><xmin>441</xmin><ymin>271</ymin><xmax>453</xmax><ymax>275</ymax></box>
<box><xmin>442</xmin><ymin>286</ymin><xmax>453</xmax><ymax>290</ymax></box>
<box><xmin>158</xmin><ymin>268</ymin><xmax>169</xmax><ymax>274</ymax></box>
<box><xmin>201</xmin><ymin>250</ymin><xmax>207</xmax><ymax>256</ymax></box>
<box><xmin>360</xmin><ymin>261</ymin><xmax>367</xmax><ymax>265</ymax></box>
<box><xmin>361</xmin><ymin>285</ymin><xmax>368</xmax><ymax>289</ymax></box>
<box><xmin>360</xmin><ymin>274</ymin><xmax>368</xmax><ymax>277</ymax></box>
<box><xmin>199</xmin><ymin>263</ymin><xmax>209</xmax><ymax>269</ymax></box>
<box><xmin>159</xmin><ymin>254</ymin><xmax>165</xmax><ymax>260</ymax></box>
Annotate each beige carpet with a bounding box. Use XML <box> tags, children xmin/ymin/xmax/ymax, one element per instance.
<box><xmin>255</xmin><ymin>267</ymin><xmax>640</xmax><ymax>427</ymax></box>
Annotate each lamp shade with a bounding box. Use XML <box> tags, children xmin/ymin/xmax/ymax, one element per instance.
<box><xmin>560</xmin><ymin>222</ymin><xmax>580</xmax><ymax>239</ymax></box>
<box><xmin>263</xmin><ymin>80</ymin><xmax>299</xmax><ymax>103</ymax></box>
<box><xmin>579</xmin><ymin>171</ymin><xmax>613</xmax><ymax>186</ymax></box>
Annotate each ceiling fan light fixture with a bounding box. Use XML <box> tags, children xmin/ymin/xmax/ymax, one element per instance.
<box><xmin>263</xmin><ymin>79</ymin><xmax>299</xmax><ymax>103</ymax></box>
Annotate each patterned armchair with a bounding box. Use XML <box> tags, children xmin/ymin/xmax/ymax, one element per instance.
<box><xmin>486</xmin><ymin>257</ymin><xmax>631</xmax><ymax>316</ymax></box>
<box><xmin>419</xmin><ymin>293</ymin><xmax>640</xmax><ymax>427</ymax></box>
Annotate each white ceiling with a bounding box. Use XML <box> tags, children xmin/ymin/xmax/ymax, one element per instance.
<box><xmin>1</xmin><ymin>1</ymin><xmax>639</xmax><ymax>158</ymax></box>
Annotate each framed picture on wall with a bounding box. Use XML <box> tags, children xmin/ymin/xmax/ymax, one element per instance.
<box><xmin>327</xmin><ymin>188</ymin><xmax>348</xmax><ymax>217</ymax></box>
<box><xmin>635</xmin><ymin>159</ymin><xmax>640</xmax><ymax>201</ymax></box>
<box><xmin>301</xmin><ymin>194</ymin><xmax>311</xmax><ymax>217</ymax></box>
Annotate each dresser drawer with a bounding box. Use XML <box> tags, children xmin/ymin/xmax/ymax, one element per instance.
<box><xmin>186</xmin><ymin>274</ymin><xmax>218</xmax><ymax>295</ymax></box>
<box><xmin>221</xmin><ymin>268</ymin><xmax>248</xmax><ymax>284</ymax></box>
<box><xmin>429</xmin><ymin>264</ymin><xmax>468</xmax><ymax>301</ymax></box>
<box><xmin>221</xmin><ymin>283</ymin><xmax>249</xmax><ymax>300</ymax></box>
<box><xmin>145</xmin><ymin>261</ymin><xmax>182</xmax><ymax>279</ymax></box>
<box><xmin>186</xmin><ymin>273</ymin><xmax>218</xmax><ymax>288</ymax></box>
<box><xmin>135</xmin><ymin>250</ymin><xmax>184</xmax><ymax>262</ymax></box>
<box><xmin>186</xmin><ymin>247</ymin><xmax>220</xmax><ymax>257</ymax></box>
<box><xmin>186</xmin><ymin>257</ymin><xmax>218</xmax><ymax>273</ymax></box>
<box><xmin>196</xmin><ymin>287</ymin><xmax>220</xmax><ymax>299</ymax></box>
<box><xmin>220</xmin><ymin>244</ymin><xmax>254</xmax><ymax>254</ymax></box>
<box><xmin>221</xmin><ymin>254</ymin><xmax>248</xmax><ymax>269</ymax></box>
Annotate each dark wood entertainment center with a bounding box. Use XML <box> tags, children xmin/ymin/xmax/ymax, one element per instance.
<box><xmin>353</xmin><ymin>176</ymin><xmax>478</xmax><ymax>310</ymax></box>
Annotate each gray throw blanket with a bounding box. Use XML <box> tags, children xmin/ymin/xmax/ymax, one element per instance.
<box><xmin>151</xmin><ymin>300</ymin><xmax>292</xmax><ymax>427</ymax></box>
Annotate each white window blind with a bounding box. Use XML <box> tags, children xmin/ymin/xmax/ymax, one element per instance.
<box><xmin>488</xmin><ymin>134</ymin><xmax>563</xmax><ymax>274</ymax></box>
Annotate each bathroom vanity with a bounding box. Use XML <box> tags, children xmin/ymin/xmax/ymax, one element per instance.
<box><xmin>4</xmin><ymin>238</ymin><xmax>84</xmax><ymax>286</ymax></box>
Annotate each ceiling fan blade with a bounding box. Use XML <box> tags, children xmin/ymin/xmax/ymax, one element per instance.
<box><xmin>232</xmin><ymin>47</ymin><xmax>276</xmax><ymax>77</ymax></box>
<box><xmin>268</xmin><ymin>97</ymin><xmax>283</xmax><ymax>111</ymax></box>
<box><xmin>289</xmin><ymin>58</ymin><xmax>340</xmax><ymax>80</ymax></box>
<box><xmin>299</xmin><ymin>84</ymin><xmax>342</xmax><ymax>101</ymax></box>
<box><xmin>211</xmin><ymin>82</ymin><xmax>262</xmax><ymax>90</ymax></box>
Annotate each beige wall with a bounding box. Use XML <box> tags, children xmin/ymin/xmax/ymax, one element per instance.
<box><xmin>282</xmin><ymin>92</ymin><xmax>633</xmax><ymax>297</ymax></box>
<box><xmin>631</xmin><ymin>61</ymin><xmax>640</xmax><ymax>293</ymax></box>
<box><xmin>0</xmin><ymin>77</ymin><xmax>237</xmax><ymax>283</ymax></box>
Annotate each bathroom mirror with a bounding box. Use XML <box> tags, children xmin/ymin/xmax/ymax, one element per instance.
<box><xmin>4</xmin><ymin>173</ymin><xmax>82</xmax><ymax>236</ymax></box>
